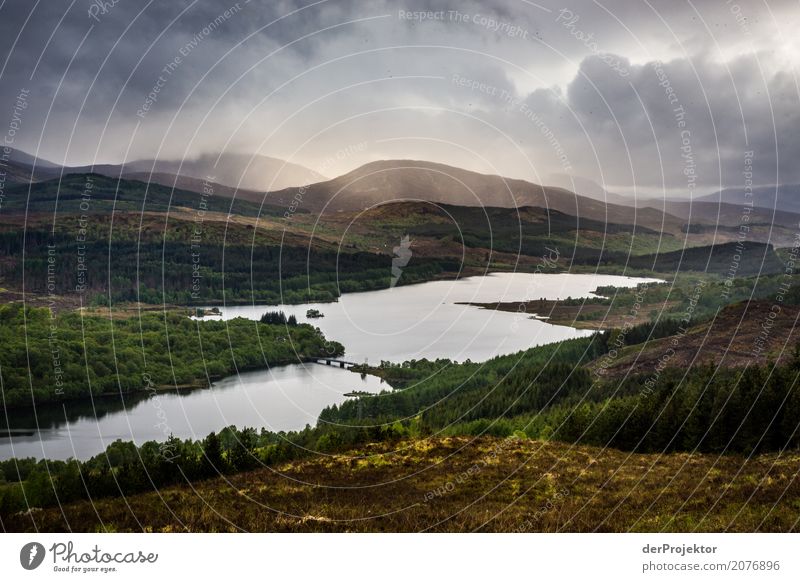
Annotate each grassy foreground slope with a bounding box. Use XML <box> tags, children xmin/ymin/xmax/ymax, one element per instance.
<box><xmin>6</xmin><ymin>436</ymin><xmax>798</xmax><ymax>532</ymax></box>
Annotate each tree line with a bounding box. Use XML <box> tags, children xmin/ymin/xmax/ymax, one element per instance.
<box><xmin>0</xmin><ymin>304</ymin><xmax>343</xmax><ymax>407</ymax></box>
<box><xmin>4</xmin><ymin>330</ymin><xmax>800</xmax><ymax>517</ymax></box>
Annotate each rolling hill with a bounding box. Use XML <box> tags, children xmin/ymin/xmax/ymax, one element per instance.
<box><xmin>10</xmin><ymin>152</ymin><xmax>797</xmax><ymax>249</ymax></box>
<box><xmin>102</xmin><ymin>152</ymin><xmax>326</xmax><ymax>192</ymax></box>
<box><xmin>0</xmin><ymin>173</ymin><xmax>274</xmax><ymax>217</ymax></box>
<box><xmin>697</xmin><ymin>183</ymin><xmax>800</xmax><ymax>215</ymax></box>
<box><xmin>0</xmin><ymin>159</ymin><xmax>52</xmax><ymax>184</ymax></box>
<box><xmin>4</xmin><ymin>149</ymin><xmax>325</xmax><ymax>195</ymax></box>
<box><xmin>118</xmin><ymin>171</ymin><xmax>270</xmax><ymax>204</ymax></box>
<box><xmin>267</xmin><ymin>159</ymin><xmax>688</xmax><ymax>234</ymax></box>
<box><xmin>595</xmin><ymin>299</ymin><xmax>800</xmax><ymax>378</ymax></box>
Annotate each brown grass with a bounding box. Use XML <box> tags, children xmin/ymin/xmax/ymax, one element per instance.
<box><xmin>5</xmin><ymin>437</ymin><xmax>799</xmax><ymax>533</ymax></box>
<box><xmin>599</xmin><ymin>301</ymin><xmax>800</xmax><ymax>377</ymax></box>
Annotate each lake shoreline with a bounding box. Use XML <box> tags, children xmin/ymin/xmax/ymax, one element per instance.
<box><xmin>0</xmin><ymin>356</ymin><xmax>373</xmax><ymax>413</ymax></box>
<box><xmin>457</xmin><ymin>297</ymin><xmax>677</xmax><ymax>330</ymax></box>
<box><xmin>0</xmin><ymin>362</ymin><xmax>390</xmax><ymax>461</ymax></box>
<box><xmin>1</xmin><ymin>272</ymin><xmax>659</xmax><ymax>461</ymax></box>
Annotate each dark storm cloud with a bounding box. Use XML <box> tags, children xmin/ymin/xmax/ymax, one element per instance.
<box><xmin>0</xmin><ymin>0</ymin><xmax>797</xmax><ymax>193</ymax></box>
<box><xmin>517</xmin><ymin>50</ymin><xmax>798</xmax><ymax>191</ymax></box>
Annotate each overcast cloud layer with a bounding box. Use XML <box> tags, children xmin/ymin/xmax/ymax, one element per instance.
<box><xmin>0</xmin><ymin>0</ymin><xmax>798</xmax><ymax>196</ymax></box>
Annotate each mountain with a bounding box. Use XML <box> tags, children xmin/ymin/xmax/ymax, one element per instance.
<box><xmin>268</xmin><ymin>159</ymin><xmax>688</xmax><ymax>233</ymax></box>
<box><xmin>553</xmin><ymin>177</ymin><xmax>800</xmax><ymax>236</ymax></box>
<box><xmin>99</xmin><ymin>152</ymin><xmax>325</xmax><ymax>192</ymax></box>
<box><xmin>0</xmin><ymin>149</ymin><xmax>62</xmax><ymax>184</ymax></box>
<box><xmin>634</xmin><ymin>199</ymin><xmax>800</xmax><ymax>247</ymax></box>
<box><xmin>7</xmin><ymin>148</ymin><xmax>61</xmax><ymax>169</ymax></box>
<box><xmin>696</xmin><ymin>184</ymin><xmax>800</xmax><ymax>215</ymax></box>
<box><xmin>570</xmin><ymin>180</ymin><xmax>800</xmax><ymax>237</ymax></box>
<box><xmin>0</xmin><ymin>160</ymin><xmax>53</xmax><ymax>184</ymax></box>
<box><xmin>1</xmin><ymin>173</ymin><xmax>276</xmax><ymax>217</ymax></box>
<box><xmin>8</xmin><ymin>152</ymin><xmax>797</xmax><ymax>247</ymax></box>
<box><xmin>644</xmin><ymin>199</ymin><xmax>800</xmax><ymax>228</ymax></box>
<box><xmin>546</xmin><ymin>173</ymin><xmax>641</xmax><ymax>206</ymax></box>
<box><xmin>117</xmin><ymin>172</ymin><xmax>269</xmax><ymax>204</ymax></box>
<box><xmin>5</xmin><ymin>149</ymin><xmax>325</xmax><ymax>194</ymax></box>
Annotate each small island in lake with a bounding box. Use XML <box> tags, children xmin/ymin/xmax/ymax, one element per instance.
<box><xmin>306</xmin><ymin>308</ymin><xmax>325</xmax><ymax>319</ymax></box>
<box><xmin>195</xmin><ymin>307</ymin><xmax>221</xmax><ymax>317</ymax></box>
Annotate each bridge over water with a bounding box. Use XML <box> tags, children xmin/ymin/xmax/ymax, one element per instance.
<box><xmin>311</xmin><ymin>357</ymin><xmax>359</xmax><ymax>369</ymax></box>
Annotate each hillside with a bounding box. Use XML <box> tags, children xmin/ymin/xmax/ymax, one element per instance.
<box><xmin>5</xmin><ymin>149</ymin><xmax>325</xmax><ymax>194</ymax></box>
<box><xmin>119</xmin><ymin>171</ymin><xmax>270</xmax><ymax>204</ymax></box>
<box><xmin>0</xmin><ymin>173</ymin><xmax>272</xmax><ymax>217</ymax></box>
<box><xmin>0</xmin><ymin>177</ymin><xmax>455</xmax><ymax>305</ymax></box>
<box><xmin>641</xmin><ymin>200</ymin><xmax>800</xmax><ymax>247</ymax></box>
<box><xmin>0</xmin><ymin>175</ymin><xmax>787</xmax><ymax>306</ymax></box>
<box><xmin>71</xmin><ymin>152</ymin><xmax>325</xmax><ymax>192</ymax></box>
<box><xmin>0</xmin><ymin>159</ymin><xmax>50</xmax><ymax>184</ymax></box>
<box><xmin>10</xmin><ymin>154</ymin><xmax>794</xmax><ymax>249</ymax></box>
<box><xmin>268</xmin><ymin>160</ymin><xmax>688</xmax><ymax>234</ymax></box>
<box><xmin>697</xmin><ymin>184</ymin><xmax>800</xmax><ymax>215</ymax></box>
<box><xmin>627</xmin><ymin>241</ymin><xmax>785</xmax><ymax>276</ymax></box>
<box><xmin>597</xmin><ymin>300</ymin><xmax>800</xmax><ymax>378</ymax></box>
<box><xmin>316</xmin><ymin>200</ymin><xmax>679</xmax><ymax>263</ymax></box>
<box><xmin>7</xmin><ymin>148</ymin><xmax>61</xmax><ymax>169</ymax></box>
<box><xmin>545</xmin><ymin>173</ymin><xmax>636</xmax><ymax>206</ymax></box>
<box><xmin>5</xmin><ymin>436</ymin><xmax>797</xmax><ymax>532</ymax></box>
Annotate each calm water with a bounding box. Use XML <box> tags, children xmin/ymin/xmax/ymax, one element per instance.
<box><xmin>1</xmin><ymin>272</ymin><xmax>659</xmax><ymax>460</ymax></box>
<box><xmin>0</xmin><ymin>365</ymin><xmax>390</xmax><ymax>461</ymax></box>
<box><xmin>212</xmin><ymin>272</ymin><xmax>661</xmax><ymax>363</ymax></box>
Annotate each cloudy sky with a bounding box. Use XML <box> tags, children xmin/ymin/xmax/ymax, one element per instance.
<box><xmin>0</xmin><ymin>0</ymin><xmax>798</xmax><ymax>196</ymax></box>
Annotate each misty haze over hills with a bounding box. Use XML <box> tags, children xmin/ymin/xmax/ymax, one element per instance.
<box><xmin>5</xmin><ymin>149</ymin><xmax>325</xmax><ymax>194</ymax></box>
<box><xmin>694</xmin><ymin>184</ymin><xmax>800</xmax><ymax>215</ymax></box>
<box><xmin>264</xmin><ymin>159</ymin><xmax>687</xmax><ymax>234</ymax></box>
<box><xmin>9</xmin><ymin>146</ymin><xmax>798</xmax><ymax>220</ymax></box>
<box><xmin>7</xmin><ymin>148</ymin><xmax>800</xmax><ymax>242</ymax></box>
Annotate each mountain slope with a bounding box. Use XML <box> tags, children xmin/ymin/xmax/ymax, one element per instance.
<box><xmin>596</xmin><ymin>300</ymin><xmax>800</xmax><ymax>378</ymax></box>
<box><xmin>269</xmin><ymin>159</ymin><xmax>688</xmax><ymax>234</ymax></box>
<box><xmin>1</xmin><ymin>173</ymin><xmax>272</xmax><ymax>217</ymax></box>
<box><xmin>119</xmin><ymin>171</ymin><xmax>269</xmax><ymax>204</ymax></box>
<box><xmin>697</xmin><ymin>184</ymin><xmax>800</xmax><ymax>214</ymax></box>
<box><xmin>646</xmin><ymin>199</ymin><xmax>800</xmax><ymax>229</ymax></box>
<box><xmin>7</xmin><ymin>148</ymin><xmax>61</xmax><ymax>169</ymax></box>
<box><xmin>7</xmin><ymin>149</ymin><xmax>325</xmax><ymax>194</ymax></box>
<box><xmin>87</xmin><ymin>152</ymin><xmax>325</xmax><ymax>192</ymax></box>
<box><xmin>0</xmin><ymin>160</ymin><xmax>55</xmax><ymax>184</ymax></box>
<box><xmin>5</xmin><ymin>436</ymin><xmax>797</xmax><ymax>532</ymax></box>
<box><xmin>627</xmin><ymin>241</ymin><xmax>785</xmax><ymax>275</ymax></box>
<box><xmin>545</xmin><ymin>173</ymin><xmax>641</xmax><ymax>206</ymax></box>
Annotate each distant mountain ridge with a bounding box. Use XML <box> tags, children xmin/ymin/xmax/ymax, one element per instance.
<box><xmin>72</xmin><ymin>152</ymin><xmax>326</xmax><ymax>192</ymax></box>
<box><xmin>3</xmin><ymin>149</ymin><xmax>324</xmax><ymax>194</ymax></box>
<box><xmin>7</xmin><ymin>148</ymin><xmax>61</xmax><ymax>169</ymax></box>
<box><xmin>266</xmin><ymin>159</ymin><xmax>687</xmax><ymax>234</ymax></box>
<box><xmin>545</xmin><ymin>171</ymin><xmax>800</xmax><ymax>233</ymax></box>
<box><xmin>695</xmin><ymin>184</ymin><xmax>800</xmax><ymax>215</ymax></box>
<box><xmin>8</xmin><ymin>149</ymin><xmax>800</xmax><ymax>247</ymax></box>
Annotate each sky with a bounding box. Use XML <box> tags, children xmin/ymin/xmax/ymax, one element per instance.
<box><xmin>0</xmin><ymin>0</ymin><xmax>798</xmax><ymax>197</ymax></box>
